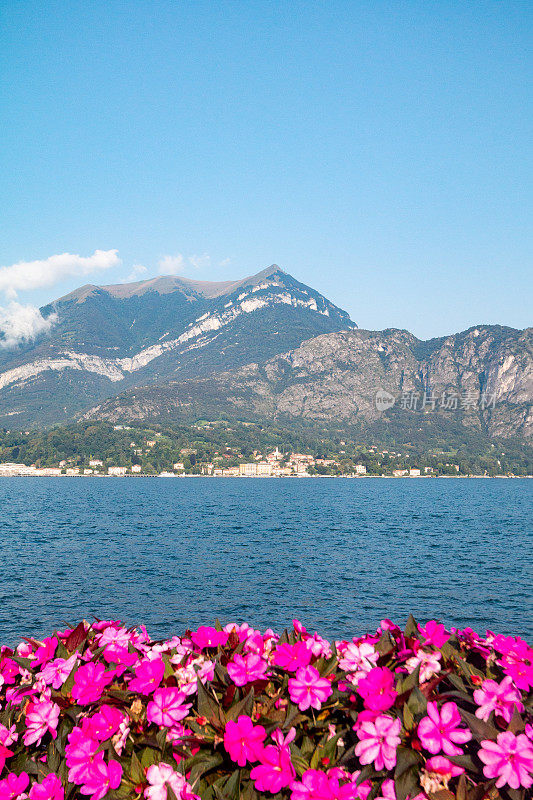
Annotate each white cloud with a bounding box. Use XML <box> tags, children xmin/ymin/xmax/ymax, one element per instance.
<box><xmin>126</xmin><ymin>264</ymin><xmax>148</xmax><ymax>282</ymax></box>
<box><xmin>189</xmin><ymin>253</ymin><xmax>211</xmax><ymax>270</ymax></box>
<box><xmin>0</xmin><ymin>302</ymin><xmax>57</xmax><ymax>349</ymax></box>
<box><xmin>219</xmin><ymin>257</ymin><xmax>231</xmax><ymax>267</ymax></box>
<box><xmin>0</xmin><ymin>249</ymin><xmax>121</xmax><ymax>296</ymax></box>
<box><xmin>158</xmin><ymin>254</ymin><xmax>186</xmax><ymax>275</ymax></box>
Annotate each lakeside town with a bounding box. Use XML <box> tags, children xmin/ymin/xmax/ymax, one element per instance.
<box><xmin>0</xmin><ymin>422</ymin><xmax>530</xmax><ymax>478</ymax></box>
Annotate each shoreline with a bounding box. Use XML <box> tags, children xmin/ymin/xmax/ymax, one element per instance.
<box><xmin>0</xmin><ymin>473</ymin><xmax>530</xmax><ymax>479</ymax></box>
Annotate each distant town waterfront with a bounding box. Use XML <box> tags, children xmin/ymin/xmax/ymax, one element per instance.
<box><xmin>0</xmin><ymin>477</ymin><xmax>531</xmax><ymax>646</ymax></box>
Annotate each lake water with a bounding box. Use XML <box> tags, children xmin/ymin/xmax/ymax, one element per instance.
<box><xmin>0</xmin><ymin>478</ymin><xmax>531</xmax><ymax>646</ymax></box>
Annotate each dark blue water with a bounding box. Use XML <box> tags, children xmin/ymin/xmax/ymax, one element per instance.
<box><xmin>0</xmin><ymin>478</ymin><xmax>531</xmax><ymax>646</ymax></box>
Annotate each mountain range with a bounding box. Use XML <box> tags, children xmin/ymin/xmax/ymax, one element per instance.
<box><xmin>0</xmin><ymin>266</ymin><xmax>531</xmax><ymax>442</ymax></box>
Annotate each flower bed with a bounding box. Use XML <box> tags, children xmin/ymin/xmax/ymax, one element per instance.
<box><xmin>0</xmin><ymin>616</ymin><xmax>531</xmax><ymax>800</ymax></box>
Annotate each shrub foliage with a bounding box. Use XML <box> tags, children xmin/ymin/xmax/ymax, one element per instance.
<box><xmin>0</xmin><ymin>616</ymin><xmax>532</xmax><ymax>799</ymax></box>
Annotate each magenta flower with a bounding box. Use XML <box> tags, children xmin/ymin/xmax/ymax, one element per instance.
<box><xmin>474</xmin><ymin>675</ymin><xmax>524</xmax><ymax>723</ymax></box>
<box><xmin>290</xmin><ymin>768</ymin><xmax>358</xmax><ymax>799</ymax></box>
<box><xmin>224</xmin><ymin>715</ymin><xmax>266</xmax><ymax>766</ymax></box>
<box><xmin>418</xmin><ymin>621</ymin><xmax>450</xmax><ymax>648</ymax></box>
<box><xmin>147</xmin><ymin>687</ymin><xmax>192</xmax><ymax>727</ymax></box>
<box><xmin>425</xmin><ymin>756</ymin><xmax>464</xmax><ymax>776</ymax></box>
<box><xmin>479</xmin><ymin>731</ymin><xmax>533</xmax><ymax>789</ymax></box>
<box><xmin>0</xmin><ymin>771</ymin><xmax>29</xmax><ymax>799</ymax></box>
<box><xmin>29</xmin><ymin>773</ymin><xmax>65</xmax><ymax>800</ymax></box>
<box><xmin>65</xmin><ymin>723</ymin><xmax>101</xmax><ymax>783</ymax></box>
<box><xmin>288</xmin><ymin>665</ymin><xmax>332</xmax><ymax>711</ymax></box>
<box><xmin>0</xmin><ymin>722</ymin><xmax>17</xmax><ymax>746</ymax></box>
<box><xmin>227</xmin><ymin>653</ymin><xmax>268</xmax><ymax>686</ymax></box>
<box><xmin>128</xmin><ymin>657</ymin><xmax>165</xmax><ymax>695</ymax></box>
<box><xmin>418</xmin><ymin>701</ymin><xmax>471</xmax><ymax>756</ymax></box>
<box><xmin>191</xmin><ymin>626</ymin><xmax>229</xmax><ymax>650</ymax></box>
<box><xmin>71</xmin><ymin>662</ymin><xmax>113</xmax><ymax>705</ymax></box>
<box><xmin>23</xmin><ymin>699</ymin><xmax>60</xmax><ymax>746</ymax></box>
<box><xmin>272</xmin><ymin>642</ymin><xmax>312</xmax><ymax>672</ymax></box>
<box><xmin>87</xmin><ymin>704</ymin><xmax>125</xmax><ymax>740</ymax></box>
<box><xmin>355</xmin><ymin>714</ymin><xmax>401</xmax><ymax>770</ymax></box>
<box><xmin>79</xmin><ymin>758</ymin><xmax>122</xmax><ymax>800</ymax></box>
<box><xmin>357</xmin><ymin>667</ymin><xmax>397</xmax><ymax>712</ymax></box>
<box><xmin>250</xmin><ymin>744</ymin><xmax>295</xmax><ymax>793</ymax></box>
<box><xmin>38</xmin><ymin>654</ymin><xmax>78</xmax><ymax>689</ymax></box>
<box><xmin>0</xmin><ymin>744</ymin><xmax>13</xmax><ymax>774</ymax></box>
<box><xmin>501</xmin><ymin>659</ymin><xmax>533</xmax><ymax>692</ymax></box>
<box><xmin>32</xmin><ymin>637</ymin><xmax>58</xmax><ymax>667</ymax></box>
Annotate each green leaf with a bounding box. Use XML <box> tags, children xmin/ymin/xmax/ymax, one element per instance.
<box><xmin>197</xmin><ymin>679</ymin><xmax>226</xmax><ymax>727</ymax></box>
<box><xmin>289</xmin><ymin>747</ymin><xmax>310</xmax><ymax>777</ymax></box>
<box><xmin>459</xmin><ymin>708</ymin><xmax>498</xmax><ymax>741</ymax></box>
<box><xmin>406</xmin><ymin>686</ymin><xmax>427</xmax><ymax>716</ymax></box>
<box><xmin>225</xmin><ymin>689</ymin><xmax>254</xmax><ymax>722</ymax></box>
<box><xmin>398</xmin><ymin>663</ymin><xmax>421</xmax><ymax>693</ymax></box>
<box><xmin>140</xmin><ymin>747</ymin><xmax>161</xmax><ymax>769</ymax></box>
<box><xmin>130</xmin><ymin>751</ymin><xmax>145</xmax><ymax>784</ymax></box>
<box><xmin>404</xmin><ymin>615</ymin><xmax>419</xmax><ymax>638</ymax></box>
<box><xmin>375</xmin><ymin>630</ymin><xmax>395</xmax><ymax>656</ymax></box>
<box><xmin>403</xmin><ymin>703</ymin><xmax>415</xmax><ymax>730</ymax></box>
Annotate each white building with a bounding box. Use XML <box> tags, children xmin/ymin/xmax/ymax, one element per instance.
<box><xmin>354</xmin><ymin>464</ymin><xmax>367</xmax><ymax>475</ymax></box>
<box><xmin>89</xmin><ymin>459</ymin><xmax>103</xmax><ymax>467</ymax></box>
<box><xmin>257</xmin><ymin>462</ymin><xmax>272</xmax><ymax>476</ymax></box>
<box><xmin>108</xmin><ymin>466</ymin><xmax>127</xmax><ymax>476</ymax></box>
<box><xmin>239</xmin><ymin>462</ymin><xmax>257</xmax><ymax>476</ymax></box>
<box><xmin>131</xmin><ymin>464</ymin><xmax>142</xmax><ymax>473</ymax></box>
<box><xmin>0</xmin><ymin>463</ymin><xmax>36</xmax><ymax>476</ymax></box>
<box><xmin>409</xmin><ymin>468</ymin><xmax>421</xmax><ymax>477</ymax></box>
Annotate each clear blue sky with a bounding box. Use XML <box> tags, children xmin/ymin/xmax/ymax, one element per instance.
<box><xmin>1</xmin><ymin>0</ymin><xmax>531</xmax><ymax>339</ymax></box>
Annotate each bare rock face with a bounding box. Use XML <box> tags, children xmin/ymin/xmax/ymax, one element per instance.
<box><xmin>84</xmin><ymin>325</ymin><xmax>533</xmax><ymax>442</ymax></box>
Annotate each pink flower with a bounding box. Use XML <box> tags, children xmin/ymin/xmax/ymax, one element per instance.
<box><xmin>404</xmin><ymin>650</ymin><xmax>442</xmax><ymax>683</ymax></box>
<box><xmin>250</xmin><ymin>744</ymin><xmax>295</xmax><ymax>793</ymax></box>
<box><xmin>474</xmin><ymin>676</ymin><xmax>524</xmax><ymax>723</ymax></box>
<box><xmin>272</xmin><ymin>642</ymin><xmax>312</xmax><ymax>671</ymax></box>
<box><xmin>338</xmin><ymin>641</ymin><xmax>378</xmax><ymax>680</ymax></box>
<box><xmin>357</xmin><ymin>667</ymin><xmax>397</xmax><ymax>712</ymax></box>
<box><xmin>425</xmin><ymin>756</ymin><xmax>464</xmax><ymax>777</ymax></box>
<box><xmin>0</xmin><ymin>723</ymin><xmax>17</xmax><ymax>746</ymax></box>
<box><xmin>191</xmin><ymin>626</ymin><xmax>229</xmax><ymax>650</ymax></box>
<box><xmin>479</xmin><ymin>731</ymin><xmax>533</xmax><ymax>789</ymax></box>
<box><xmin>144</xmin><ymin>762</ymin><xmax>193</xmax><ymax>800</ymax></box>
<box><xmin>418</xmin><ymin>701</ymin><xmax>471</xmax><ymax>756</ymax></box>
<box><xmin>29</xmin><ymin>774</ymin><xmax>65</xmax><ymax>800</ymax></box>
<box><xmin>418</xmin><ymin>621</ymin><xmax>450</xmax><ymax>648</ymax></box>
<box><xmin>0</xmin><ymin>744</ymin><xmax>13</xmax><ymax>774</ymax></box>
<box><xmin>288</xmin><ymin>665</ymin><xmax>332</xmax><ymax>711</ymax></box>
<box><xmin>354</xmin><ymin>714</ymin><xmax>401</xmax><ymax>771</ymax></box>
<box><xmin>71</xmin><ymin>662</ymin><xmax>114</xmax><ymax>705</ymax></box>
<box><xmin>128</xmin><ymin>658</ymin><xmax>165</xmax><ymax>694</ymax></box>
<box><xmin>23</xmin><ymin>699</ymin><xmax>60</xmax><ymax>746</ymax></box>
<box><xmin>227</xmin><ymin>653</ymin><xmax>268</xmax><ymax>686</ymax></box>
<box><xmin>88</xmin><ymin>704</ymin><xmax>125</xmax><ymax>740</ymax></box>
<box><xmin>224</xmin><ymin>715</ymin><xmax>266</xmax><ymax>766</ymax></box>
<box><xmin>290</xmin><ymin>768</ymin><xmax>358</xmax><ymax>799</ymax></box>
<box><xmin>147</xmin><ymin>687</ymin><xmax>192</xmax><ymax>727</ymax></box>
<box><xmin>65</xmin><ymin>723</ymin><xmax>101</xmax><ymax>783</ymax></box>
<box><xmin>501</xmin><ymin>659</ymin><xmax>533</xmax><ymax>692</ymax></box>
<box><xmin>32</xmin><ymin>637</ymin><xmax>58</xmax><ymax>666</ymax></box>
<box><xmin>79</xmin><ymin>758</ymin><xmax>122</xmax><ymax>800</ymax></box>
<box><xmin>38</xmin><ymin>654</ymin><xmax>78</xmax><ymax>689</ymax></box>
<box><xmin>0</xmin><ymin>772</ymin><xmax>29</xmax><ymax>799</ymax></box>
<box><xmin>375</xmin><ymin>778</ymin><xmax>396</xmax><ymax>800</ymax></box>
